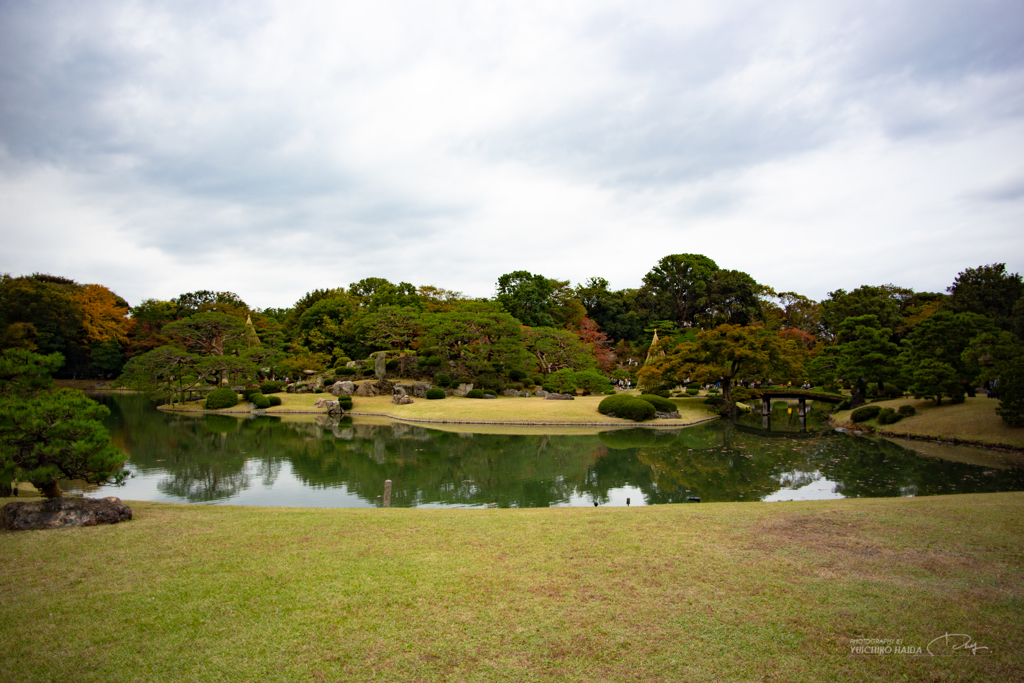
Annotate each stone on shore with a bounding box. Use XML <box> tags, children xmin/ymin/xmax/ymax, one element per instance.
<box><xmin>330</xmin><ymin>381</ymin><xmax>355</xmax><ymax>397</ymax></box>
<box><xmin>1</xmin><ymin>497</ymin><xmax>132</xmax><ymax>531</ymax></box>
<box><xmin>545</xmin><ymin>393</ymin><xmax>574</xmax><ymax>400</ymax></box>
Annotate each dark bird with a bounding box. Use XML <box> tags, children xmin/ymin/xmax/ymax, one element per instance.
<box><xmin>688</xmin><ymin>496</ymin><xmax>701</xmax><ymax>502</ymax></box>
<box><xmin>626</xmin><ymin>498</ymin><xmax>630</xmax><ymax>506</ymax></box>
<box><xmin>593</xmin><ymin>501</ymin><xmax>598</xmax><ymax>507</ymax></box>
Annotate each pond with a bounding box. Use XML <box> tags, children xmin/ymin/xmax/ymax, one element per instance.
<box><xmin>62</xmin><ymin>393</ymin><xmax>1024</xmax><ymax>508</ymax></box>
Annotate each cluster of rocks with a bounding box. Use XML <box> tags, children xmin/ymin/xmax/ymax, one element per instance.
<box><xmin>313</xmin><ymin>398</ymin><xmax>344</xmax><ymax>415</ymax></box>
<box><xmin>655</xmin><ymin>410</ymin><xmax>682</xmax><ymax>419</ymax></box>
<box><xmin>1</xmin><ymin>496</ymin><xmax>132</xmax><ymax>531</ymax></box>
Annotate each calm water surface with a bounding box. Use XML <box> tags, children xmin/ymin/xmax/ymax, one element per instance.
<box><xmin>66</xmin><ymin>393</ymin><xmax>1024</xmax><ymax>507</ymax></box>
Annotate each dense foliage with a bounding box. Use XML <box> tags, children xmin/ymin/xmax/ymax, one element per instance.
<box><xmin>205</xmin><ymin>388</ymin><xmax>239</xmax><ymax>410</ymax></box>
<box><xmin>2</xmin><ymin>257</ymin><xmax>1022</xmax><ymax>426</ymax></box>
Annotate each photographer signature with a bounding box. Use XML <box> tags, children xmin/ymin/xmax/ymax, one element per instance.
<box><xmin>927</xmin><ymin>633</ymin><xmax>989</xmax><ymax>656</ymax></box>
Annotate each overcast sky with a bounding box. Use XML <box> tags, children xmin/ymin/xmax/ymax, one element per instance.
<box><xmin>1</xmin><ymin>0</ymin><xmax>1022</xmax><ymax>309</ymax></box>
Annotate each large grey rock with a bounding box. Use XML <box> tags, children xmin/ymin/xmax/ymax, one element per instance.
<box><xmin>392</xmin><ymin>393</ymin><xmax>413</xmax><ymax>405</ymax></box>
<box><xmin>286</xmin><ymin>382</ymin><xmax>312</xmax><ymax>394</ymax></box>
<box><xmin>1</xmin><ymin>497</ymin><xmax>132</xmax><ymax>531</ymax></box>
<box><xmin>411</xmin><ymin>382</ymin><xmax>432</xmax><ymax>398</ymax></box>
<box><xmin>502</xmin><ymin>389</ymin><xmax>530</xmax><ymax>398</ymax></box>
<box><xmin>545</xmin><ymin>393</ymin><xmax>574</xmax><ymax>400</ymax></box>
<box><xmin>453</xmin><ymin>383</ymin><xmax>474</xmax><ymax>397</ymax></box>
<box><xmin>655</xmin><ymin>411</ymin><xmax>681</xmax><ymax>419</ymax></box>
<box><xmin>354</xmin><ymin>382</ymin><xmax>378</xmax><ymax>397</ymax></box>
<box><xmin>534</xmin><ymin>389</ymin><xmax>549</xmax><ymax>397</ymax></box>
<box><xmin>482</xmin><ymin>393</ymin><xmax>497</xmax><ymax>399</ymax></box>
<box><xmin>330</xmin><ymin>381</ymin><xmax>355</xmax><ymax>397</ymax></box>
<box><xmin>374</xmin><ymin>352</ymin><xmax>386</xmax><ymax>380</ymax></box>
<box><xmin>314</xmin><ymin>398</ymin><xmax>344</xmax><ymax>415</ymax></box>
<box><xmin>345</xmin><ymin>360</ymin><xmax>358</xmax><ymax>368</ymax></box>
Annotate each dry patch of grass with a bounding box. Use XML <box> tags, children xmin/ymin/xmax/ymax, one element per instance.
<box><xmin>833</xmin><ymin>396</ymin><xmax>1024</xmax><ymax>449</ymax></box>
<box><xmin>164</xmin><ymin>384</ymin><xmax>718</xmax><ymax>427</ymax></box>
<box><xmin>1</xmin><ymin>493</ymin><xmax>1022</xmax><ymax>682</ymax></box>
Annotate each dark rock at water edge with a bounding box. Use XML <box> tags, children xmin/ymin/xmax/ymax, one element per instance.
<box><xmin>1</xmin><ymin>497</ymin><xmax>133</xmax><ymax>531</ymax></box>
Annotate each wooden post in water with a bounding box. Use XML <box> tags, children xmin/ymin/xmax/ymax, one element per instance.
<box><xmin>383</xmin><ymin>479</ymin><xmax>392</xmax><ymax>508</ymax></box>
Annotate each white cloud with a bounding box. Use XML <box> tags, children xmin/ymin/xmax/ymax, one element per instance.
<box><xmin>1</xmin><ymin>0</ymin><xmax>1022</xmax><ymax>307</ymax></box>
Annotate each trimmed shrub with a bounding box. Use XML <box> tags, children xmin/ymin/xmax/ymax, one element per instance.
<box><xmin>313</xmin><ymin>387</ymin><xmax>323</xmax><ymax>394</ymax></box>
<box><xmin>435</xmin><ymin>373</ymin><xmax>452</xmax><ymax>388</ymax></box>
<box><xmin>876</xmin><ymin>407</ymin><xmax>904</xmax><ymax>425</ymax></box>
<box><xmin>240</xmin><ymin>387</ymin><xmax>262</xmax><ymax>401</ymax></box>
<box><xmin>426</xmin><ymin>387</ymin><xmax>446</xmax><ymax>400</ymax></box>
<box><xmin>336</xmin><ymin>367</ymin><xmax>356</xmax><ymax>376</ymax></box>
<box><xmin>638</xmin><ymin>394</ymin><xmax>675</xmax><ymax>412</ymax></box>
<box><xmin>466</xmin><ymin>389</ymin><xmax>485</xmax><ymax>399</ymax></box>
<box><xmin>509</xmin><ymin>369</ymin><xmax>527</xmax><ymax>382</ymax></box>
<box><xmin>205</xmin><ymin>388</ymin><xmax>239</xmax><ymax>410</ymax></box>
<box><xmin>337</xmin><ymin>396</ymin><xmax>353</xmax><ymax>409</ymax></box>
<box><xmin>686</xmin><ymin>382</ymin><xmax>700</xmax><ymax>389</ymax></box>
<box><xmin>898</xmin><ymin>404</ymin><xmax>916</xmax><ymax>417</ymax></box>
<box><xmin>267</xmin><ymin>395</ymin><xmax>282</xmax><ymax>407</ymax></box>
<box><xmin>598</xmin><ymin>394</ymin><xmax>656</xmax><ymax>421</ymax></box>
<box><xmin>686</xmin><ymin>388</ymin><xmax>699</xmax><ymax>395</ymax></box>
<box><xmin>531</xmin><ymin>375</ymin><xmax>544</xmax><ymax>387</ymax></box>
<box><xmin>546</xmin><ymin>368</ymin><xmax>578</xmax><ymax>394</ymax></box>
<box><xmin>385</xmin><ymin>359</ymin><xmax>400</xmax><ymax>371</ymax></box>
<box><xmin>250</xmin><ymin>393</ymin><xmax>271</xmax><ymax>409</ymax></box>
<box><xmin>574</xmin><ymin>370</ymin><xmax>608</xmax><ymax>396</ymax></box>
<box><xmin>851</xmin><ymin>405</ymin><xmax>881</xmax><ymax>422</ymax></box>
<box><xmin>260</xmin><ymin>380</ymin><xmax>286</xmax><ymax>394</ymax></box>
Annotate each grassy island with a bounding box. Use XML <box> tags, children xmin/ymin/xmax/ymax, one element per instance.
<box><xmin>2</xmin><ymin>492</ymin><xmax>1022</xmax><ymax>682</ymax></box>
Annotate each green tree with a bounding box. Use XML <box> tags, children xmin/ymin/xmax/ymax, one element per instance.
<box><xmin>898</xmin><ymin>311</ymin><xmax>995</xmax><ymax>397</ymax></box>
<box><xmin>909</xmin><ymin>359</ymin><xmax>963</xmax><ymax>406</ymax></box>
<box><xmin>495</xmin><ymin>271</ymin><xmax>555</xmax><ymax>327</ymax></box>
<box><xmin>649</xmin><ymin>324</ymin><xmax>799</xmax><ymax>408</ymax></box>
<box><xmin>947</xmin><ymin>263</ymin><xmax>1024</xmax><ymax>331</ymax></box>
<box><xmin>701</xmin><ymin>269</ymin><xmax>763</xmax><ymax>327</ymax></box>
<box><xmin>0</xmin><ymin>389</ymin><xmax>128</xmax><ymax>498</ymax></box>
<box><xmin>349</xmin><ymin>278</ymin><xmax>420</xmax><ymax>311</ymax></box>
<box><xmin>574</xmin><ymin>277</ymin><xmax>645</xmax><ymax>342</ymax></box>
<box><xmin>821</xmin><ymin>285</ymin><xmax>909</xmax><ymax>340</ymax></box>
<box><xmin>522</xmin><ymin>327</ymin><xmax>595</xmax><ymax>375</ymax></box>
<box><xmin>962</xmin><ymin>330</ymin><xmax>1024</xmax><ymax>386</ymax></box>
<box><xmin>363</xmin><ymin>306</ymin><xmax>422</xmax><ymax>351</ymax></box>
<box><xmin>419</xmin><ymin>302</ymin><xmax>528</xmax><ymax>379</ymax></box>
<box><xmin>835</xmin><ymin>315</ymin><xmax>899</xmax><ymax>396</ymax></box>
<box><xmin>641</xmin><ymin>254</ymin><xmax>718</xmax><ymax>328</ymax></box>
<box><xmin>0</xmin><ymin>349</ymin><xmax>127</xmax><ymax>498</ymax></box>
<box><xmin>0</xmin><ymin>348</ymin><xmax>64</xmax><ymax>397</ymax></box>
<box><xmin>996</xmin><ymin>357</ymin><xmax>1024</xmax><ymax>427</ymax></box>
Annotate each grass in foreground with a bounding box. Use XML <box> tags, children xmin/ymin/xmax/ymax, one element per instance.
<box><xmin>833</xmin><ymin>396</ymin><xmax>1024</xmax><ymax>449</ymax></box>
<box><xmin>1</xmin><ymin>494</ymin><xmax>1022</xmax><ymax>682</ymax></box>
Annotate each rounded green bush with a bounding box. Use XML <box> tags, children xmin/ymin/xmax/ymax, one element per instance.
<box><xmin>466</xmin><ymin>389</ymin><xmax>485</xmax><ymax>399</ymax></box>
<box><xmin>876</xmin><ymin>407</ymin><xmax>904</xmax><ymax>425</ymax></box>
<box><xmin>686</xmin><ymin>388</ymin><xmax>699</xmax><ymax>395</ymax></box>
<box><xmin>337</xmin><ymin>396</ymin><xmax>353</xmax><ymax>410</ymax></box>
<box><xmin>336</xmin><ymin>367</ymin><xmax>356</xmax><ymax>376</ymax></box>
<box><xmin>850</xmin><ymin>404</ymin><xmax>881</xmax><ymax>422</ymax></box>
<box><xmin>205</xmin><ymin>388</ymin><xmax>239</xmax><ymax>410</ymax></box>
<box><xmin>250</xmin><ymin>393</ymin><xmax>270</xmax><ymax>409</ymax></box>
<box><xmin>898</xmin><ymin>404</ymin><xmax>916</xmax><ymax>417</ymax></box>
<box><xmin>385</xmin><ymin>359</ymin><xmax>400</xmax><ymax>371</ymax></box>
<box><xmin>260</xmin><ymin>380</ymin><xmax>285</xmax><ymax>394</ymax></box>
<box><xmin>435</xmin><ymin>373</ymin><xmax>452</xmax><ymax>388</ymax></box>
<box><xmin>638</xmin><ymin>394</ymin><xmax>675</xmax><ymax>412</ymax></box>
<box><xmin>598</xmin><ymin>394</ymin><xmax>656</xmax><ymax>422</ymax></box>
<box><xmin>426</xmin><ymin>387</ymin><xmax>446</xmax><ymax>400</ymax></box>
<box><xmin>267</xmin><ymin>395</ymin><xmax>282</xmax><ymax>407</ymax></box>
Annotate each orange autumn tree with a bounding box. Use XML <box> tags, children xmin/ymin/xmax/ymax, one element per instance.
<box><xmin>73</xmin><ymin>284</ymin><xmax>132</xmax><ymax>344</ymax></box>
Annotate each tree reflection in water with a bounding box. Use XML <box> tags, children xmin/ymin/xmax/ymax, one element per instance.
<box><xmin>81</xmin><ymin>394</ymin><xmax>1024</xmax><ymax>507</ymax></box>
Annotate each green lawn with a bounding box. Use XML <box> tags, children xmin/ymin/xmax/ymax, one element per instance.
<box><xmin>833</xmin><ymin>396</ymin><xmax>1024</xmax><ymax>449</ymax></box>
<box><xmin>2</xmin><ymin>494</ymin><xmax>1022</xmax><ymax>681</ymax></box>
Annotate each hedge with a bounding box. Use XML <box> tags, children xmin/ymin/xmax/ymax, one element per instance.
<box><xmin>337</xmin><ymin>396</ymin><xmax>353</xmax><ymax>410</ymax></box>
<box><xmin>426</xmin><ymin>388</ymin><xmax>446</xmax><ymax>400</ymax></box>
<box><xmin>638</xmin><ymin>394</ymin><xmax>675</xmax><ymax>412</ymax></box>
<box><xmin>267</xmin><ymin>395</ymin><xmax>282</xmax><ymax>407</ymax></box>
<box><xmin>598</xmin><ymin>394</ymin><xmax>656</xmax><ymax>422</ymax></box>
<box><xmin>466</xmin><ymin>389</ymin><xmax>485</xmax><ymax>399</ymax></box>
<box><xmin>205</xmin><ymin>388</ymin><xmax>239</xmax><ymax>410</ymax></box>
<box><xmin>250</xmin><ymin>393</ymin><xmax>270</xmax><ymax>409</ymax></box>
<box><xmin>259</xmin><ymin>381</ymin><xmax>286</xmax><ymax>394</ymax></box>
<box><xmin>876</xmin><ymin>407</ymin><xmax>904</xmax><ymax>425</ymax></box>
<box><xmin>898</xmin><ymin>405</ymin><xmax>916</xmax><ymax>417</ymax></box>
<box><xmin>850</xmin><ymin>405</ymin><xmax>881</xmax><ymax>422</ymax></box>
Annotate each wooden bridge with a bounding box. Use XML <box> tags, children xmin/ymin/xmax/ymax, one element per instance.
<box><xmin>753</xmin><ymin>389</ymin><xmax>845</xmax><ymax>431</ymax></box>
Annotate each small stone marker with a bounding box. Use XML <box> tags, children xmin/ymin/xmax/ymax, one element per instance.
<box><xmin>383</xmin><ymin>479</ymin><xmax>392</xmax><ymax>508</ymax></box>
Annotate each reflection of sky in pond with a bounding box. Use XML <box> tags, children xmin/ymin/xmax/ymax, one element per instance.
<box><xmin>762</xmin><ymin>471</ymin><xmax>843</xmax><ymax>502</ymax></box>
<box><xmin>64</xmin><ymin>394</ymin><xmax>1024</xmax><ymax>508</ymax></box>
